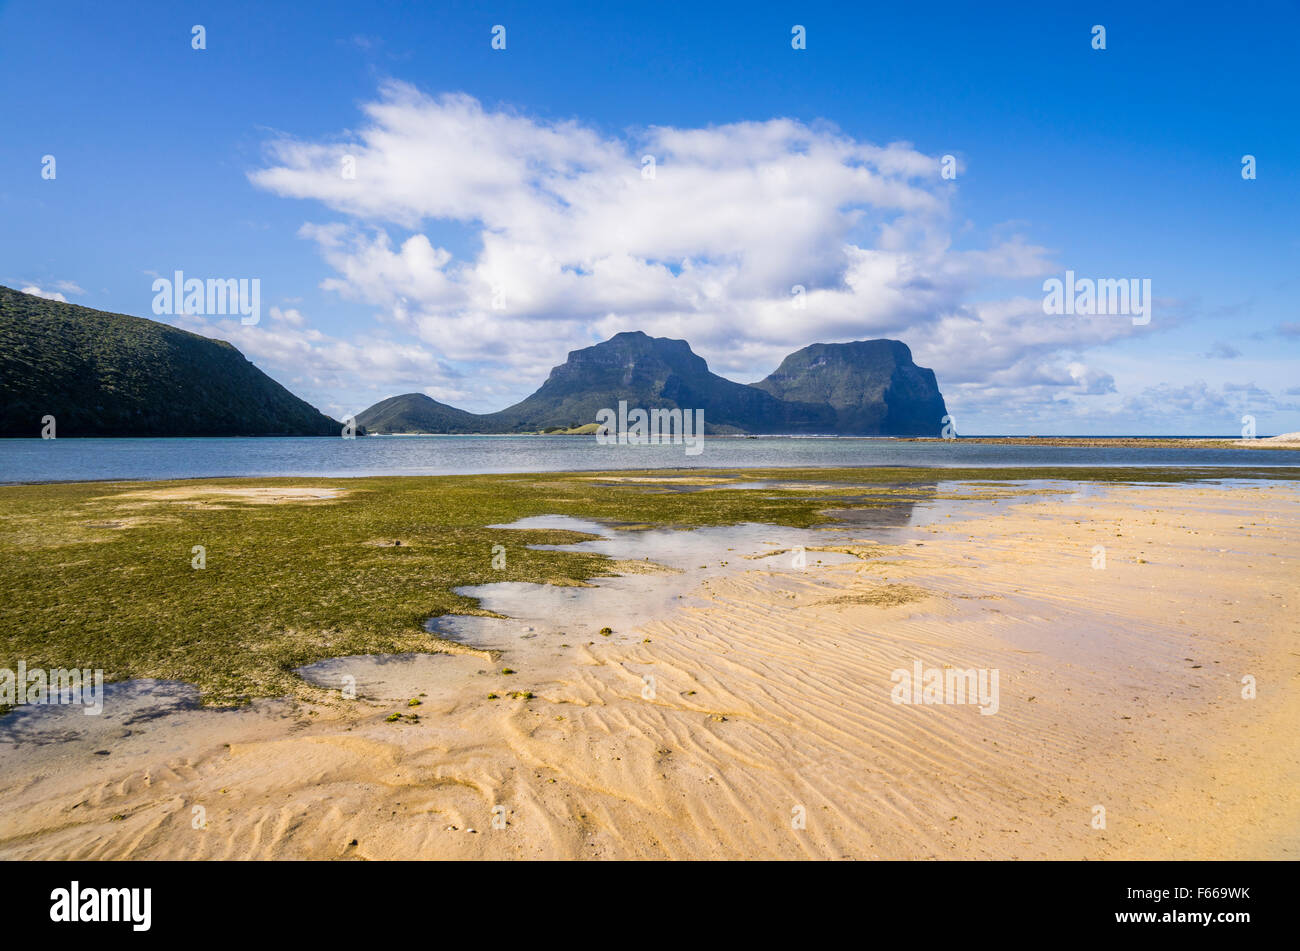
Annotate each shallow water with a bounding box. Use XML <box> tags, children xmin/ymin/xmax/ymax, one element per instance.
<box><xmin>0</xmin><ymin>679</ymin><xmax>199</xmax><ymax>748</ymax></box>
<box><xmin>297</xmin><ymin>652</ymin><xmax>487</xmax><ymax>702</ymax></box>
<box><xmin>0</xmin><ymin>676</ymin><xmax>305</xmax><ymax>791</ymax></box>
<box><xmin>4</xmin><ymin>434</ymin><xmax>1298</xmax><ymax>483</ymax></box>
<box><xmin>422</xmin><ymin>512</ymin><xmax>886</xmax><ymax>656</ymax></box>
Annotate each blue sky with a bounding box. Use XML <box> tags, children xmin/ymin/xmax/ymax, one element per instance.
<box><xmin>2</xmin><ymin>0</ymin><xmax>1297</xmax><ymax>434</ymax></box>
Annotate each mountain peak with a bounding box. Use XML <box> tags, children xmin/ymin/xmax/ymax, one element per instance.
<box><xmin>572</xmin><ymin>331</ymin><xmax>706</xmax><ymax>369</ymax></box>
<box><xmin>754</xmin><ymin>338</ymin><xmax>946</xmax><ymax>434</ymax></box>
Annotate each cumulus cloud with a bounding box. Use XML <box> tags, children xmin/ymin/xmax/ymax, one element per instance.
<box><xmin>20</xmin><ymin>280</ymin><xmax>86</xmax><ymax>302</ymax></box>
<box><xmin>249</xmin><ymin>85</ymin><xmax>1101</xmax><ymax>387</ymax></box>
<box><xmin>269</xmin><ymin>305</ymin><xmax>307</xmax><ymax>326</ymax></box>
<box><xmin>244</xmin><ymin>83</ymin><xmax>1200</xmax><ymax>427</ymax></box>
<box><xmin>21</xmin><ymin>284</ymin><xmax>68</xmax><ymax>302</ymax></box>
<box><xmin>1117</xmin><ymin>381</ymin><xmax>1297</xmax><ymax>430</ymax></box>
<box><xmin>169</xmin><ymin>310</ymin><xmax>463</xmax><ymax>419</ymax></box>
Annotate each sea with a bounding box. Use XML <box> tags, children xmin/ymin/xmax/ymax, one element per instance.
<box><xmin>2</xmin><ymin>435</ymin><xmax>1298</xmax><ymax>484</ymax></box>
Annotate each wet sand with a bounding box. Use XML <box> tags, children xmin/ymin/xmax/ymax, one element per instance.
<box><xmin>1</xmin><ymin>479</ymin><xmax>1296</xmax><ymax>859</ymax></box>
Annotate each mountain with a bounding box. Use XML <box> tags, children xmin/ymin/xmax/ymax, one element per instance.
<box><xmin>482</xmin><ymin>331</ymin><xmax>833</xmax><ymax>434</ymax></box>
<box><xmin>357</xmin><ymin>331</ymin><xmax>947</xmax><ymax>436</ymax></box>
<box><xmin>752</xmin><ymin>340</ymin><xmax>948</xmax><ymax>435</ymax></box>
<box><xmin>0</xmin><ymin>285</ymin><xmax>341</xmax><ymax>437</ymax></box>
<box><xmin>353</xmin><ymin>393</ymin><xmax>483</xmax><ymax>434</ymax></box>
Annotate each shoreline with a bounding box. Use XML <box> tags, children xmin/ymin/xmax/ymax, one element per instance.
<box><xmin>3</xmin><ymin>462</ymin><xmax>1300</xmax><ymax>490</ymax></box>
<box><xmin>899</xmin><ymin>435</ymin><xmax>1300</xmax><ymax>450</ymax></box>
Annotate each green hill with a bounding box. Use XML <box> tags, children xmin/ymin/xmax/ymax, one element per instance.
<box><xmin>0</xmin><ymin>285</ymin><xmax>341</xmax><ymax>437</ymax></box>
<box><xmin>353</xmin><ymin>392</ymin><xmax>483</xmax><ymax>434</ymax></box>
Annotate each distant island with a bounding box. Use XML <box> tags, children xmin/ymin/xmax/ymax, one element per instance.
<box><xmin>358</xmin><ymin>331</ymin><xmax>949</xmax><ymax>436</ymax></box>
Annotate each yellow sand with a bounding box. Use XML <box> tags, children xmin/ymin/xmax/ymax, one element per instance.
<box><xmin>1235</xmin><ymin>431</ymin><xmax>1300</xmax><ymax>447</ymax></box>
<box><xmin>1</xmin><ymin>481</ymin><xmax>1295</xmax><ymax>859</ymax></box>
<box><xmin>108</xmin><ymin>486</ymin><xmax>347</xmax><ymax>505</ymax></box>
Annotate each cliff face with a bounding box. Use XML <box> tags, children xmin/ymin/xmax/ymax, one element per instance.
<box><xmin>753</xmin><ymin>340</ymin><xmax>948</xmax><ymax>436</ymax></box>
<box><xmin>0</xmin><ymin>286</ymin><xmax>340</xmax><ymax>437</ymax></box>
<box><xmin>356</xmin><ymin>332</ymin><xmax>948</xmax><ymax>436</ymax></box>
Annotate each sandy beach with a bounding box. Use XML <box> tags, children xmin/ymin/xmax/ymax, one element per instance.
<box><xmin>1</xmin><ymin>478</ymin><xmax>1296</xmax><ymax>860</ymax></box>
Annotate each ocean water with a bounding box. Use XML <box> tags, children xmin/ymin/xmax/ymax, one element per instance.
<box><xmin>2</xmin><ymin>435</ymin><xmax>1298</xmax><ymax>484</ymax></box>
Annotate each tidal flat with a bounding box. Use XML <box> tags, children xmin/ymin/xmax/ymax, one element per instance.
<box><xmin>0</xmin><ymin>466</ymin><xmax>1295</xmax><ymax>706</ymax></box>
<box><xmin>0</xmin><ymin>468</ymin><xmax>1296</xmax><ymax>859</ymax></box>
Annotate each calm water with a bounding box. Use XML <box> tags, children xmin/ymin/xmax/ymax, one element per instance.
<box><xmin>2</xmin><ymin>436</ymin><xmax>1298</xmax><ymax>484</ymax></box>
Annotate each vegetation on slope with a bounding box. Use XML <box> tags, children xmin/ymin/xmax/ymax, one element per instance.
<box><xmin>0</xmin><ymin>285</ymin><xmax>340</xmax><ymax>437</ymax></box>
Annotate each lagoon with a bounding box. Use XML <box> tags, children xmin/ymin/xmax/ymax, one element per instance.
<box><xmin>3</xmin><ymin>434</ymin><xmax>1299</xmax><ymax>484</ymax></box>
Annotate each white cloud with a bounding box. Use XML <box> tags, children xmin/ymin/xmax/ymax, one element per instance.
<box><xmin>19</xmin><ymin>280</ymin><xmax>85</xmax><ymax>302</ymax></box>
<box><xmin>248</xmin><ymin>84</ymin><xmax>1180</xmax><ymax>424</ymax></box>
<box><xmin>21</xmin><ymin>284</ymin><xmax>68</xmax><ymax>302</ymax></box>
<box><xmin>269</xmin><ymin>305</ymin><xmax>307</xmax><ymax>326</ymax></box>
<box><xmin>170</xmin><ymin>310</ymin><xmax>456</xmax><ymax>419</ymax></box>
